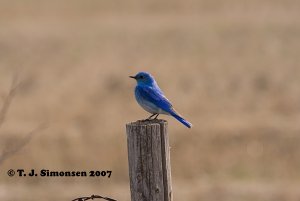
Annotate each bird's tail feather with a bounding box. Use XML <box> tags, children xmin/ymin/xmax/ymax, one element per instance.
<box><xmin>169</xmin><ymin>109</ymin><xmax>192</xmax><ymax>128</ymax></box>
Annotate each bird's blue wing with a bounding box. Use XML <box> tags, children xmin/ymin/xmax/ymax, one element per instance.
<box><xmin>136</xmin><ymin>85</ymin><xmax>193</xmax><ymax>128</ymax></box>
<box><xmin>136</xmin><ymin>85</ymin><xmax>172</xmax><ymax>112</ymax></box>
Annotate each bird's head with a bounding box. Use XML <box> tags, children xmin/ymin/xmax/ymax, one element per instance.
<box><xmin>129</xmin><ymin>72</ymin><xmax>155</xmax><ymax>85</ymax></box>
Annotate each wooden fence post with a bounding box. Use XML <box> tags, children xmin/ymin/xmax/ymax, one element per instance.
<box><xmin>126</xmin><ymin>119</ymin><xmax>172</xmax><ymax>201</ymax></box>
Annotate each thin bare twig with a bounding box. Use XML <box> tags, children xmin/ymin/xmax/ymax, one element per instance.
<box><xmin>72</xmin><ymin>194</ymin><xmax>117</xmax><ymax>201</ymax></box>
<box><xmin>0</xmin><ymin>74</ymin><xmax>20</xmax><ymax>128</ymax></box>
<box><xmin>0</xmin><ymin>123</ymin><xmax>47</xmax><ymax>165</ymax></box>
<box><xmin>0</xmin><ymin>74</ymin><xmax>46</xmax><ymax>166</ymax></box>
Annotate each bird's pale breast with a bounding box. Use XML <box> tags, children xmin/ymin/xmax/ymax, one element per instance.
<box><xmin>135</xmin><ymin>86</ymin><xmax>169</xmax><ymax>115</ymax></box>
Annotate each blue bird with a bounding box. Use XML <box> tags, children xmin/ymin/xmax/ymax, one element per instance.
<box><xmin>130</xmin><ymin>72</ymin><xmax>192</xmax><ymax>128</ymax></box>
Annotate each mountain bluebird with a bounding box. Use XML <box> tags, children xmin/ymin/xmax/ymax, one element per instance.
<box><xmin>130</xmin><ymin>72</ymin><xmax>192</xmax><ymax>128</ymax></box>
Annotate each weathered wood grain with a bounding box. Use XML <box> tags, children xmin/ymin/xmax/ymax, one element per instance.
<box><xmin>126</xmin><ymin>120</ymin><xmax>172</xmax><ymax>201</ymax></box>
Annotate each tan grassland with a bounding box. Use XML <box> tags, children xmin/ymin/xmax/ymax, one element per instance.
<box><xmin>0</xmin><ymin>0</ymin><xmax>300</xmax><ymax>200</ymax></box>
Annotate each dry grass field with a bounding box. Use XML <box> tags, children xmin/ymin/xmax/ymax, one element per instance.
<box><xmin>1</xmin><ymin>0</ymin><xmax>300</xmax><ymax>200</ymax></box>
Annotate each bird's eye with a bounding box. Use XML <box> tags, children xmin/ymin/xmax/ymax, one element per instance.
<box><xmin>140</xmin><ymin>75</ymin><xmax>144</xmax><ymax>79</ymax></box>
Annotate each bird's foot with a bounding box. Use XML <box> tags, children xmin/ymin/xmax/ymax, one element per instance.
<box><xmin>137</xmin><ymin>119</ymin><xmax>151</xmax><ymax>123</ymax></box>
<box><xmin>137</xmin><ymin>114</ymin><xmax>160</xmax><ymax>123</ymax></box>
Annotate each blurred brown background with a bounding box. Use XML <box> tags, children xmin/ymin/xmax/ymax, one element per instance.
<box><xmin>1</xmin><ymin>0</ymin><xmax>300</xmax><ymax>200</ymax></box>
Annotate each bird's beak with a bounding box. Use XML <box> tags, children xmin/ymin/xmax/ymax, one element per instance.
<box><xmin>129</xmin><ymin>75</ymin><xmax>136</xmax><ymax>79</ymax></box>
